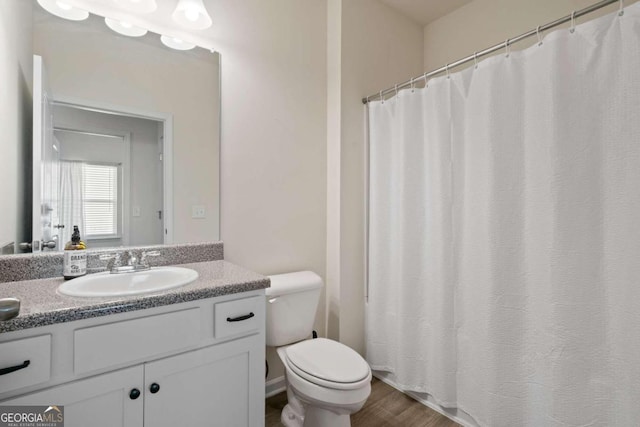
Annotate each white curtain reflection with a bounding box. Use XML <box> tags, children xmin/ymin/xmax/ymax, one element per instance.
<box><xmin>58</xmin><ymin>161</ymin><xmax>85</xmax><ymax>241</ymax></box>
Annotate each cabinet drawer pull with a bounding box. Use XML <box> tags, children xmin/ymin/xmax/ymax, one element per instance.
<box><xmin>226</xmin><ymin>312</ymin><xmax>255</xmax><ymax>322</ymax></box>
<box><xmin>0</xmin><ymin>360</ymin><xmax>30</xmax><ymax>376</ymax></box>
<box><xmin>149</xmin><ymin>383</ymin><xmax>160</xmax><ymax>394</ymax></box>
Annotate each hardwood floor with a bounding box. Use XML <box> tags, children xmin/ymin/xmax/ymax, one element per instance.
<box><xmin>265</xmin><ymin>377</ymin><xmax>460</xmax><ymax>427</ymax></box>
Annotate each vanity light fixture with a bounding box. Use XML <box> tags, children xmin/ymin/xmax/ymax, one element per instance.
<box><xmin>115</xmin><ymin>0</ymin><xmax>157</xmax><ymax>14</ymax></box>
<box><xmin>172</xmin><ymin>0</ymin><xmax>212</xmax><ymax>30</ymax></box>
<box><xmin>160</xmin><ymin>35</ymin><xmax>196</xmax><ymax>51</ymax></box>
<box><xmin>37</xmin><ymin>0</ymin><xmax>89</xmax><ymax>21</ymax></box>
<box><xmin>38</xmin><ymin>0</ymin><xmax>209</xmax><ymax>52</ymax></box>
<box><xmin>105</xmin><ymin>17</ymin><xmax>148</xmax><ymax>37</ymax></box>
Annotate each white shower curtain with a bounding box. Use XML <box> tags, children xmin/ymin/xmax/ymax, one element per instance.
<box><xmin>58</xmin><ymin>161</ymin><xmax>85</xmax><ymax>242</ymax></box>
<box><xmin>366</xmin><ymin>4</ymin><xmax>640</xmax><ymax>426</ymax></box>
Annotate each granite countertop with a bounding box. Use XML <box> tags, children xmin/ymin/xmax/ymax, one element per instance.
<box><xmin>0</xmin><ymin>260</ymin><xmax>270</xmax><ymax>334</ymax></box>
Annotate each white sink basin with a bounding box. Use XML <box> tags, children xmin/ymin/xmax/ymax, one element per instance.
<box><xmin>58</xmin><ymin>267</ymin><xmax>199</xmax><ymax>298</ymax></box>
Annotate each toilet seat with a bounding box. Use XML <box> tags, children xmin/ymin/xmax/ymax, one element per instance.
<box><xmin>284</xmin><ymin>338</ymin><xmax>371</xmax><ymax>390</ymax></box>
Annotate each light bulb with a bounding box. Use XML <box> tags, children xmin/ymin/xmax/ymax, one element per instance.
<box><xmin>184</xmin><ymin>8</ymin><xmax>199</xmax><ymax>22</ymax></box>
<box><xmin>172</xmin><ymin>0</ymin><xmax>212</xmax><ymax>30</ymax></box>
<box><xmin>37</xmin><ymin>0</ymin><xmax>89</xmax><ymax>20</ymax></box>
<box><xmin>104</xmin><ymin>17</ymin><xmax>148</xmax><ymax>37</ymax></box>
<box><xmin>117</xmin><ymin>0</ymin><xmax>156</xmax><ymax>14</ymax></box>
<box><xmin>160</xmin><ymin>35</ymin><xmax>196</xmax><ymax>51</ymax></box>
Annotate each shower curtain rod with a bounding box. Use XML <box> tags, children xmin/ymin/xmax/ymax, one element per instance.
<box><xmin>362</xmin><ymin>0</ymin><xmax>622</xmax><ymax>104</ymax></box>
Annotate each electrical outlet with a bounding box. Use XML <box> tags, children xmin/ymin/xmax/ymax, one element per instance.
<box><xmin>192</xmin><ymin>205</ymin><xmax>206</xmax><ymax>219</ymax></box>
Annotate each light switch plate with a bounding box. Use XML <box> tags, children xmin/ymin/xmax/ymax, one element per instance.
<box><xmin>192</xmin><ymin>205</ymin><xmax>206</xmax><ymax>219</ymax></box>
<box><xmin>132</xmin><ymin>206</ymin><xmax>141</xmax><ymax>217</ymax></box>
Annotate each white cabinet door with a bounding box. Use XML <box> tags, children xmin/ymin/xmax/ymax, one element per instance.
<box><xmin>144</xmin><ymin>335</ymin><xmax>264</xmax><ymax>427</ymax></box>
<box><xmin>3</xmin><ymin>365</ymin><xmax>144</xmax><ymax>427</ymax></box>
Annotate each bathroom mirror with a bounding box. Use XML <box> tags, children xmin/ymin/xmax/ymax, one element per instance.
<box><xmin>0</xmin><ymin>1</ymin><xmax>220</xmax><ymax>255</ymax></box>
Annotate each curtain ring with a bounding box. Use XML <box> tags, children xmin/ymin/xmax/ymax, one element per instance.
<box><xmin>380</xmin><ymin>90</ymin><xmax>384</xmax><ymax>104</ymax></box>
<box><xmin>570</xmin><ymin>11</ymin><xmax>576</xmax><ymax>33</ymax></box>
<box><xmin>423</xmin><ymin>72</ymin><xmax>429</xmax><ymax>87</ymax></box>
<box><xmin>505</xmin><ymin>39</ymin><xmax>511</xmax><ymax>57</ymax></box>
<box><xmin>619</xmin><ymin>0</ymin><xmax>624</xmax><ymax>16</ymax></box>
<box><xmin>536</xmin><ymin>26</ymin><xmax>543</xmax><ymax>46</ymax></box>
<box><xmin>410</xmin><ymin>77</ymin><xmax>415</xmax><ymax>93</ymax></box>
<box><xmin>394</xmin><ymin>84</ymin><xmax>398</xmax><ymax>97</ymax></box>
<box><xmin>445</xmin><ymin>64</ymin><xmax>450</xmax><ymax>79</ymax></box>
<box><xmin>474</xmin><ymin>52</ymin><xmax>478</xmax><ymax>69</ymax></box>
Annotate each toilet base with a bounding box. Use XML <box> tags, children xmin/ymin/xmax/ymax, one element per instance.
<box><xmin>303</xmin><ymin>406</ymin><xmax>351</xmax><ymax>427</ymax></box>
<box><xmin>281</xmin><ymin>387</ymin><xmax>305</xmax><ymax>427</ymax></box>
<box><xmin>281</xmin><ymin>403</ymin><xmax>303</xmax><ymax>427</ymax></box>
<box><xmin>280</xmin><ymin>402</ymin><xmax>352</xmax><ymax>427</ymax></box>
<box><xmin>279</xmin><ymin>384</ymin><xmax>355</xmax><ymax>427</ymax></box>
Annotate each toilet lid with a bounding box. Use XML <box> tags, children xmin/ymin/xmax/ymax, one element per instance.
<box><xmin>285</xmin><ymin>338</ymin><xmax>370</xmax><ymax>385</ymax></box>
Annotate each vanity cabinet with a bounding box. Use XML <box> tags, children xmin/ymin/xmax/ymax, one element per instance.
<box><xmin>144</xmin><ymin>335</ymin><xmax>259</xmax><ymax>427</ymax></box>
<box><xmin>0</xmin><ymin>290</ymin><xmax>265</xmax><ymax>427</ymax></box>
<box><xmin>3</xmin><ymin>366</ymin><xmax>143</xmax><ymax>427</ymax></box>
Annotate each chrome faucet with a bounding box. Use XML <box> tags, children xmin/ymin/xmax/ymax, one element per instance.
<box><xmin>99</xmin><ymin>252</ymin><xmax>123</xmax><ymax>272</ymax></box>
<box><xmin>100</xmin><ymin>250</ymin><xmax>161</xmax><ymax>274</ymax></box>
<box><xmin>125</xmin><ymin>251</ymin><xmax>138</xmax><ymax>268</ymax></box>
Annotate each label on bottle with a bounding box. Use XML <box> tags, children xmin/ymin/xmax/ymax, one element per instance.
<box><xmin>64</xmin><ymin>251</ymin><xmax>87</xmax><ymax>278</ymax></box>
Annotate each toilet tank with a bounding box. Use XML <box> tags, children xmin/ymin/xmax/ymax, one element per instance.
<box><xmin>265</xmin><ymin>271</ymin><xmax>323</xmax><ymax>347</ymax></box>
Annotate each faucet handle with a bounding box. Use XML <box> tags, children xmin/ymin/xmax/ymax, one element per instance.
<box><xmin>140</xmin><ymin>250</ymin><xmax>161</xmax><ymax>266</ymax></box>
<box><xmin>99</xmin><ymin>252</ymin><xmax>122</xmax><ymax>270</ymax></box>
<box><xmin>126</xmin><ymin>250</ymin><xmax>139</xmax><ymax>266</ymax></box>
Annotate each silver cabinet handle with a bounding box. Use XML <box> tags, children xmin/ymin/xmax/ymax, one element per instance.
<box><xmin>18</xmin><ymin>242</ymin><xmax>32</xmax><ymax>251</ymax></box>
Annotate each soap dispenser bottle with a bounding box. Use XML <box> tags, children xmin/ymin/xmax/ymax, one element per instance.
<box><xmin>63</xmin><ymin>225</ymin><xmax>87</xmax><ymax>280</ymax></box>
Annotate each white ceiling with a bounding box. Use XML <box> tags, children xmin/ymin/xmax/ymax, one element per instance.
<box><xmin>379</xmin><ymin>0</ymin><xmax>473</xmax><ymax>25</ymax></box>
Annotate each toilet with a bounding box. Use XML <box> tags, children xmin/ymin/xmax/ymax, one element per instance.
<box><xmin>266</xmin><ymin>271</ymin><xmax>372</xmax><ymax>427</ymax></box>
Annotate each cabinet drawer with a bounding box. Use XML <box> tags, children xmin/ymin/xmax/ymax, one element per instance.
<box><xmin>74</xmin><ymin>308</ymin><xmax>201</xmax><ymax>374</ymax></box>
<box><xmin>214</xmin><ymin>296</ymin><xmax>261</xmax><ymax>339</ymax></box>
<box><xmin>0</xmin><ymin>335</ymin><xmax>51</xmax><ymax>394</ymax></box>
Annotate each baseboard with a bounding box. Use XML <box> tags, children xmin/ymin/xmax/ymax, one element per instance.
<box><xmin>265</xmin><ymin>376</ymin><xmax>286</xmax><ymax>398</ymax></box>
<box><xmin>373</xmin><ymin>372</ymin><xmax>478</xmax><ymax>427</ymax></box>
